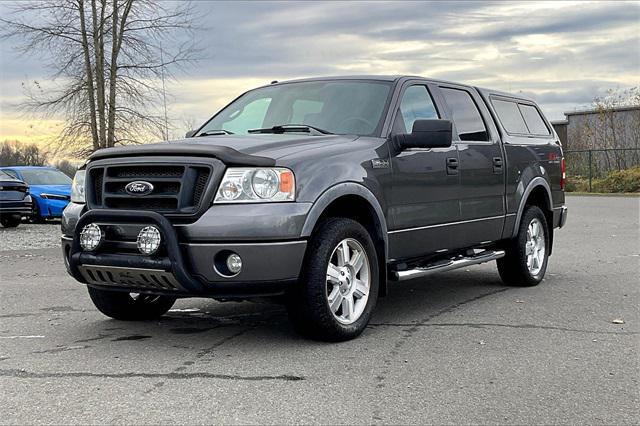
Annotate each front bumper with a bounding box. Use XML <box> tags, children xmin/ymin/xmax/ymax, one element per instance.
<box><xmin>36</xmin><ymin>197</ymin><xmax>69</xmax><ymax>218</ymax></box>
<box><xmin>62</xmin><ymin>209</ymin><xmax>306</xmax><ymax>298</ymax></box>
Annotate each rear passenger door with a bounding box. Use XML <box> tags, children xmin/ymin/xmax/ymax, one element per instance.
<box><xmin>437</xmin><ymin>85</ymin><xmax>506</xmax><ymax>247</ymax></box>
<box><xmin>488</xmin><ymin>96</ymin><xmax>562</xmax><ymax>237</ymax></box>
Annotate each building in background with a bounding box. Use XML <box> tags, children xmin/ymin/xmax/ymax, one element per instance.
<box><xmin>552</xmin><ymin>106</ymin><xmax>640</xmax><ymax>180</ymax></box>
<box><xmin>551</xmin><ymin>106</ymin><xmax>640</xmax><ymax>151</ymax></box>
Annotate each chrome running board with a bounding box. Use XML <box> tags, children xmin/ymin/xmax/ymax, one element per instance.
<box><xmin>392</xmin><ymin>250</ymin><xmax>505</xmax><ymax>281</ymax></box>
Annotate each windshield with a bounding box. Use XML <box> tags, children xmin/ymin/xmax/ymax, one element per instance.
<box><xmin>197</xmin><ymin>80</ymin><xmax>393</xmax><ymax>137</ymax></box>
<box><xmin>19</xmin><ymin>169</ymin><xmax>72</xmax><ymax>185</ymax></box>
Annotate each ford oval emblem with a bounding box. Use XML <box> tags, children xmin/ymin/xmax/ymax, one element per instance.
<box><xmin>125</xmin><ymin>181</ymin><xmax>154</xmax><ymax>196</ymax></box>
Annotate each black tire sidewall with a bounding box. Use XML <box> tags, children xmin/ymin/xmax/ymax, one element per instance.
<box><xmin>0</xmin><ymin>215</ymin><xmax>21</xmax><ymax>228</ymax></box>
<box><xmin>31</xmin><ymin>201</ymin><xmax>45</xmax><ymax>223</ymax></box>
<box><xmin>289</xmin><ymin>217</ymin><xmax>379</xmax><ymax>341</ymax></box>
<box><xmin>508</xmin><ymin>206</ymin><xmax>550</xmax><ymax>285</ymax></box>
<box><xmin>87</xmin><ymin>286</ymin><xmax>176</xmax><ymax>320</ymax></box>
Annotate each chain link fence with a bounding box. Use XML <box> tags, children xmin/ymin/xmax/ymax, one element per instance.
<box><xmin>564</xmin><ymin>148</ymin><xmax>640</xmax><ymax>192</ymax></box>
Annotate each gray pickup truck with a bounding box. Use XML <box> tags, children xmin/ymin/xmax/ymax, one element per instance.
<box><xmin>62</xmin><ymin>75</ymin><xmax>567</xmax><ymax>341</ymax></box>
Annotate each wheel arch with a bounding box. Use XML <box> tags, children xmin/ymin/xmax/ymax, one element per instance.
<box><xmin>301</xmin><ymin>183</ymin><xmax>389</xmax><ymax>296</ymax></box>
<box><xmin>512</xmin><ymin>177</ymin><xmax>554</xmax><ymax>254</ymax></box>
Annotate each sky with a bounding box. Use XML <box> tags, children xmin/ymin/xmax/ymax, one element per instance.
<box><xmin>0</xmin><ymin>0</ymin><xmax>638</xmax><ymax>147</ymax></box>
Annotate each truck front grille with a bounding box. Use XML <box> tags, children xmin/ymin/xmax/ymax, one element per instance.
<box><xmin>86</xmin><ymin>161</ymin><xmax>215</xmax><ymax>217</ymax></box>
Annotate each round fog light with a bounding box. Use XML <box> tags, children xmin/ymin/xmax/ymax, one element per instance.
<box><xmin>80</xmin><ymin>223</ymin><xmax>102</xmax><ymax>251</ymax></box>
<box><xmin>226</xmin><ymin>253</ymin><xmax>242</xmax><ymax>274</ymax></box>
<box><xmin>137</xmin><ymin>226</ymin><xmax>162</xmax><ymax>255</ymax></box>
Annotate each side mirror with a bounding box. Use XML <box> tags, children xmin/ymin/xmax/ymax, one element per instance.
<box><xmin>395</xmin><ymin>119</ymin><xmax>453</xmax><ymax>149</ymax></box>
<box><xmin>185</xmin><ymin>130</ymin><xmax>196</xmax><ymax>138</ymax></box>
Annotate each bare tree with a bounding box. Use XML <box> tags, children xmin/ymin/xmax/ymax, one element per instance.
<box><xmin>1</xmin><ymin>0</ymin><xmax>198</xmax><ymax>157</ymax></box>
<box><xmin>565</xmin><ymin>87</ymin><xmax>640</xmax><ymax>178</ymax></box>
<box><xmin>593</xmin><ymin>87</ymin><xmax>640</xmax><ymax>171</ymax></box>
<box><xmin>0</xmin><ymin>141</ymin><xmax>50</xmax><ymax>166</ymax></box>
<box><xmin>53</xmin><ymin>159</ymin><xmax>81</xmax><ymax>177</ymax></box>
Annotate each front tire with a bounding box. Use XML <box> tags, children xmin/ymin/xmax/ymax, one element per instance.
<box><xmin>497</xmin><ymin>205</ymin><xmax>549</xmax><ymax>287</ymax></box>
<box><xmin>286</xmin><ymin>217</ymin><xmax>379</xmax><ymax>341</ymax></box>
<box><xmin>0</xmin><ymin>215</ymin><xmax>21</xmax><ymax>228</ymax></box>
<box><xmin>87</xmin><ymin>287</ymin><xmax>176</xmax><ymax>320</ymax></box>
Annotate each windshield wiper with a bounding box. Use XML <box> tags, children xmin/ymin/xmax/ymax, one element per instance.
<box><xmin>248</xmin><ymin>124</ymin><xmax>333</xmax><ymax>135</ymax></box>
<box><xmin>197</xmin><ymin>129</ymin><xmax>234</xmax><ymax>136</ymax></box>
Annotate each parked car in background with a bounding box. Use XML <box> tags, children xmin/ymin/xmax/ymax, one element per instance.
<box><xmin>0</xmin><ymin>170</ymin><xmax>32</xmax><ymax>228</ymax></box>
<box><xmin>0</xmin><ymin>166</ymin><xmax>72</xmax><ymax>221</ymax></box>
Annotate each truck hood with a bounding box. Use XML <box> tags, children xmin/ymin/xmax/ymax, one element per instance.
<box><xmin>89</xmin><ymin>134</ymin><xmax>358</xmax><ymax>166</ymax></box>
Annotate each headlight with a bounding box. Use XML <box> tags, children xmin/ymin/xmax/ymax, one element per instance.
<box><xmin>40</xmin><ymin>193</ymin><xmax>70</xmax><ymax>201</ymax></box>
<box><xmin>70</xmin><ymin>170</ymin><xmax>86</xmax><ymax>203</ymax></box>
<box><xmin>214</xmin><ymin>168</ymin><xmax>295</xmax><ymax>203</ymax></box>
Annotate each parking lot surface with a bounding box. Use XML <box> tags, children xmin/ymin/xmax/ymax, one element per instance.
<box><xmin>0</xmin><ymin>195</ymin><xmax>638</xmax><ymax>424</ymax></box>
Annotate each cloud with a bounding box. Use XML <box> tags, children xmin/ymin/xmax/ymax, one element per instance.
<box><xmin>0</xmin><ymin>0</ymin><xmax>638</xmax><ymax>144</ymax></box>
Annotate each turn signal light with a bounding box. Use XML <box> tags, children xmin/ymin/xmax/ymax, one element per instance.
<box><xmin>280</xmin><ymin>170</ymin><xmax>294</xmax><ymax>193</ymax></box>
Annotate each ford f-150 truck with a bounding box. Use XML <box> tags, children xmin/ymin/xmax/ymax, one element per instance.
<box><xmin>61</xmin><ymin>76</ymin><xmax>567</xmax><ymax>341</ymax></box>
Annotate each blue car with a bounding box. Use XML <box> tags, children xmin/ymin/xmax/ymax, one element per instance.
<box><xmin>0</xmin><ymin>166</ymin><xmax>72</xmax><ymax>220</ymax></box>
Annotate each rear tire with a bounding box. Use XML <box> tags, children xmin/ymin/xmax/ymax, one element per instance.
<box><xmin>497</xmin><ymin>205</ymin><xmax>549</xmax><ymax>287</ymax></box>
<box><xmin>286</xmin><ymin>217</ymin><xmax>379</xmax><ymax>342</ymax></box>
<box><xmin>0</xmin><ymin>215</ymin><xmax>21</xmax><ymax>228</ymax></box>
<box><xmin>30</xmin><ymin>201</ymin><xmax>46</xmax><ymax>223</ymax></box>
<box><xmin>87</xmin><ymin>287</ymin><xmax>176</xmax><ymax>320</ymax></box>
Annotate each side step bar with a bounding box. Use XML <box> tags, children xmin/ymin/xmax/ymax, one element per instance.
<box><xmin>392</xmin><ymin>250</ymin><xmax>505</xmax><ymax>281</ymax></box>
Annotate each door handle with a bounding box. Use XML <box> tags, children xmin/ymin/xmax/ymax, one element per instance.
<box><xmin>492</xmin><ymin>157</ymin><xmax>503</xmax><ymax>173</ymax></box>
<box><xmin>446</xmin><ymin>157</ymin><xmax>458</xmax><ymax>175</ymax></box>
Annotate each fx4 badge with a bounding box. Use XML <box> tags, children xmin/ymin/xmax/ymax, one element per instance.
<box><xmin>371</xmin><ymin>158</ymin><xmax>390</xmax><ymax>169</ymax></box>
<box><xmin>125</xmin><ymin>181</ymin><xmax>154</xmax><ymax>196</ymax></box>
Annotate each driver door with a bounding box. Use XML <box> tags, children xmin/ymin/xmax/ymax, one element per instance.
<box><xmin>388</xmin><ymin>83</ymin><xmax>461</xmax><ymax>260</ymax></box>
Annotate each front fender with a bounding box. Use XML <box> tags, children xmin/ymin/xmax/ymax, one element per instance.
<box><xmin>301</xmin><ymin>182</ymin><xmax>388</xmax><ymax>257</ymax></box>
<box><xmin>301</xmin><ymin>182</ymin><xmax>389</xmax><ymax>296</ymax></box>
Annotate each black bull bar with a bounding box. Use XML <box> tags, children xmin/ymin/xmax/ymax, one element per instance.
<box><xmin>67</xmin><ymin>209</ymin><xmax>207</xmax><ymax>294</ymax></box>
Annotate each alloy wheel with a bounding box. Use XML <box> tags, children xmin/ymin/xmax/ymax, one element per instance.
<box><xmin>525</xmin><ymin>218</ymin><xmax>546</xmax><ymax>276</ymax></box>
<box><xmin>325</xmin><ymin>238</ymin><xmax>371</xmax><ymax>325</ymax></box>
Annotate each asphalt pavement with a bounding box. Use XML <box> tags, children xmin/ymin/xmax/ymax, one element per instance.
<box><xmin>0</xmin><ymin>195</ymin><xmax>638</xmax><ymax>424</ymax></box>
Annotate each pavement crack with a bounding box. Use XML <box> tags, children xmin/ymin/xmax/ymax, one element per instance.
<box><xmin>368</xmin><ymin>322</ymin><xmax>638</xmax><ymax>335</ymax></box>
<box><xmin>0</xmin><ymin>368</ymin><xmax>304</xmax><ymax>382</ymax></box>
<box><xmin>372</xmin><ymin>286</ymin><xmax>509</xmax><ymax>422</ymax></box>
<box><xmin>145</xmin><ymin>320</ymin><xmax>272</xmax><ymax>394</ymax></box>
<box><xmin>195</xmin><ymin>328</ymin><xmax>250</xmax><ymax>358</ymax></box>
<box><xmin>32</xmin><ymin>345</ymin><xmax>90</xmax><ymax>354</ymax></box>
<box><xmin>417</xmin><ymin>288</ymin><xmax>510</xmax><ymax>323</ymax></box>
<box><xmin>40</xmin><ymin>306</ymin><xmax>83</xmax><ymax>313</ymax></box>
<box><xmin>0</xmin><ymin>313</ymin><xmax>40</xmax><ymax>319</ymax></box>
<box><xmin>74</xmin><ymin>333</ymin><xmax>113</xmax><ymax>343</ymax></box>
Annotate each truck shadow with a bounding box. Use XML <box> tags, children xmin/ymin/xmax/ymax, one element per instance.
<box><xmin>83</xmin><ymin>266</ymin><xmax>511</xmax><ymax>345</ymax></box>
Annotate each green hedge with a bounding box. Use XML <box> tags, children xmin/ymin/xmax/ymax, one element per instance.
<box><xmin>566</xmin><ymin>167</ymin><xmax>640</xmax><ymax>193</ymax></box>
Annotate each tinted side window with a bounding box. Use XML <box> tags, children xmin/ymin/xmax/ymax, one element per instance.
<box><xmin>519</xmin><ymin>104</ymin><xmax>550</xmax><ymax>135</ymax></box>
<box><xmin>492</xmin><ymin>99</ymin><xmax>528</xmax><ymax>134</ymax></box>
<box><xmin>394</xmin><ymin>85</ymin><xmax>439</xmax><ymax>134</ymax></box>
<box><xmin>441</xmin><ymin>88</ymin><xmax>489</xmax><ymax>141</ymax></box>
